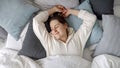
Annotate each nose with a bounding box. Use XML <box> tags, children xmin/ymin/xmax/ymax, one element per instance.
<box><xmin>51</xmin><ymin>29</ymin><xmax>58</xmax><ymax>35</ymax></box>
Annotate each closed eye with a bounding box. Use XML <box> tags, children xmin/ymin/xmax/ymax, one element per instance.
<box><xmin>54</xmin><ymin>25</ymin><xmax>59</xmax><ymax>29</ymax></box>
<box><xmin>51</xmin><ymin>24</ymin><xmax>60</xmax><ymax>30</ymax></box>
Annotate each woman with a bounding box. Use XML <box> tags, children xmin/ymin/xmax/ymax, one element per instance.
<box><xmin>33</xmin><ymin>5</ymin><xmax>96</xmax><ymax>57</ymax></box>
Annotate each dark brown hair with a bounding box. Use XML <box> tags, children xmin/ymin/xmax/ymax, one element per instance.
<box><xmin>45</xmin><ymin>12</ymin><xmax>68</xmax><ymax>33</ymax></box>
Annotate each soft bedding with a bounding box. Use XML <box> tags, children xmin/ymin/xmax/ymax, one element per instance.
<box><xmin>5</xmin><ymin>23</ymin><xmax>29</xmax><ymax>51</ymax></box>
<box><xmin>91</xmin><ymin>54</ymin><xmax>120</xmax><ymax>68</ymax></box>
<box><xmin>0</xmin><ymin>48</ymin><xmax>40</xmax><ymax>68</ymax></box>
<box><xmin>0</xmin><ymin>48</ymin><xmax>91</xmax><ymax>68</ymax></box>
<box><xmin>0</xmin><ymin>48</ymin><xmax>120</xmax><ymax>68</ymax></box>
<box><xmin>37</xmin><ymin>55</ymin><xmax>91</xmax><ymax>68</ymax></box>
<box><xmin>0</xmin><ymin>39</ymin><xmax>6</xmax><ymax>49</ymax></box>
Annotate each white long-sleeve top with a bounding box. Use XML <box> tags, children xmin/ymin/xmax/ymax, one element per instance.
<box><xmin>33</xmin><ymin>10</ymin><xmax>96</xmax><ymax>57</ymax></box>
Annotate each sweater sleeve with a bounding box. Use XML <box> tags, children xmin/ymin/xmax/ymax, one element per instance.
<box><xmin>33</xmin><ymin>11</ymin><xmax>52</xmax><ymax>52</ymax></box>
<box><xmin>76</xmin><ymin>10</ymin><xmax>97</xmax><ymax>49</ymax></box>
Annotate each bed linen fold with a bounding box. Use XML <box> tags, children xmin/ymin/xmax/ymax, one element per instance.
<box><xmin>0</xmin><ymin>48</ymin><xmax>91</xmax><ymax>68</ymax></box>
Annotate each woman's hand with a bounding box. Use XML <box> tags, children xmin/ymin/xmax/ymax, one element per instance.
<box><xmin>64</xmin><ymin>9</ymin><xmax>79</xmax><ymax>17</ymax></box>
<box><xmin>48</xmin><ymin>5</ymin><xmax>79</xmax><ymax>17</ymax></box>
<box><xmin>63</xmin><ymin>8</ymin><xmax>71</xmax><ymax>17</ymax></box>
<box><xmin>48</xmin><ymin>5</ymin><xmax>67</xmax><ymax>16</ymax></box>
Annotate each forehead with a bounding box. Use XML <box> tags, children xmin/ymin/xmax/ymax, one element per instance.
<box><xmin>50</xmin><ymin>20</ymin><xmax>61</xmax><ymax>27</ymax></box>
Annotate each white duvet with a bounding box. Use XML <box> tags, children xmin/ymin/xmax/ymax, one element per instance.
<box><xmin>0</xmin><ymin>48</ymin><xmax>91</xmax><ymax>68</ymax></box>
<box><xmin>0</xmin><ymin>48</ymin><xmax>40</xmax><ymax>68</ymax></box>
<box><xmin>1</xmin><ymin>48</ymin><xmax>120</xmax><ymax>68</ymax></box>
<box><xmin>91</xmin><ymin>54</ymin><xmax>120</xmax><ymax>68</ymax></box>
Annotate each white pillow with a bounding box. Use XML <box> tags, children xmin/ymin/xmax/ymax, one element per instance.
<box><xmin>114</xmin><ymin>5</ymin><xmax>120</xmax><ymax>17</ymax></box>
<box><xmin>114</xmin><ymin>0</ymin><xmax>120</xmax><ymax>6</ymax></box>
<box><xmin>5</xmin><ymin>23</ymin><xmax>29</xmax><ymax>51</ymax></box>
<box><xmin>34</xmin><ymin>0</ymin><xmax>79</xmax><ymax>10</ymax></box>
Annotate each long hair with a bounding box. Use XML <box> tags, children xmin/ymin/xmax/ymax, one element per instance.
<box><xmin>45</xmin><ymin>12</ymin><xmax>68</xmax><ymax>33</ymax></box>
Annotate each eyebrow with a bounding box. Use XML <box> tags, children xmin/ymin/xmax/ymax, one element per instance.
<box><xmin>51</xmin><ymin>23</ymin><xmax>59</xmax><ymax>29</ymax></box>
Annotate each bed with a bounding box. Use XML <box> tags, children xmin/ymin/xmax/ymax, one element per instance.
<box><xmin>0</xmin><ymin>0</ymin><xmax>120</xmax><ymax>68</ymax></box>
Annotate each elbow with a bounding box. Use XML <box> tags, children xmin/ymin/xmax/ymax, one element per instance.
<box><xmin>33</xmin><ymin>15</ymin><xmax>43</xmax><ymax>23</ymax></box>
<box><xmin>33</xmin><ymin>17</ymin><xmax>38</xmax><ymax>25</ymax></box>
<box><xmin>33</xmin><ymin>15</ymin><xmax>39</xmax><ymax>21</ymax></box>
<box><xmin>33</xmin><ymin>17</ymin><xmax>36</xmax><ymax>22</ymax></box>
<box><xmin>93</xmin><ymin>15</ymin><xmax>97</xmax><ymax>21</ymax></box>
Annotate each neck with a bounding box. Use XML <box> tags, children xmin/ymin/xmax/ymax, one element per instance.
<box><xmin>60</xmin><ymin>36</ymin><xmax>68</xmax><ymax>43</ymax></box>
<box><xmin>60</xmin><ymin>29</ymin><xmax>68</xmax><ymax>43</ymax></box>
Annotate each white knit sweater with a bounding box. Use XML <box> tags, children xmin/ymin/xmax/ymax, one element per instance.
<box><xmin>33</xmin><ymin>10</ymin><xmax>96</xmax><ymax>57</ymax></box>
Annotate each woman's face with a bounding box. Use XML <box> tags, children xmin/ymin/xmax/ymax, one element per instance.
<box><xmin>50</xmin><ymin>20</ymin><xmax>68</xmax><ymax>40</ymax></box>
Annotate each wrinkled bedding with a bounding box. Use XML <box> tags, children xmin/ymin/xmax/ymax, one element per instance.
<box><xmin>0</xmin><ymin>26</ymin><xmax>7</xmax><ymax>49</ymax></box>
<box><xmin>0</xmin><ymin>48</ymin><xmax>40</xmax><ymax>68</ymax></box>
<box><xmin>0</xmin><ymin>39</ymin><xmax>6</xmax><ymax>49</ymax></box>
<box><xmin>0</xmin><ymin>47</ymin><xmax>120</xmax><ymax>68</ymax></box>
<box><xmin>0</xmin><ymin>48</ymin><xmax>91</xmax><ymax>68</ymax></box>
<box><xmin>91</xmin><ymin>54</ymin><xmax>120</xmax><ymax>68</ymax></box>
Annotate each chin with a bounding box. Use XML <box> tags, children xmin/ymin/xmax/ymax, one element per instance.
<box><xmin>55</xmin><ymin>36</ymin><xmax>60</xmax><ymax>40</ymax></box>
<box><xmin>55</xmin><ymin>37</ymin><xmax>60</xmax><ymax>40</ymax></box>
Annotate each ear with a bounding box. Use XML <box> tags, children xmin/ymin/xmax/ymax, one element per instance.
<box><xmin>65</xmin><ymin>23</ymin><xmax>68</xmax><ymax>28</ymax></box>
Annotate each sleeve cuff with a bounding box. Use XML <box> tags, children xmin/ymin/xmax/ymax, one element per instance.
<box><xmin>78</xmin><ymin>10</ymin><xmax>86</xmax><ymax>18</ymax></box>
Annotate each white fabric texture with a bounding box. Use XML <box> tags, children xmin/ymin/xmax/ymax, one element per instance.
<box><xmin>91</xmin><ymin>54</ymin><xmax>120</xmax><ymax>68</ymax></box>
<box><xmin>0</xmin><ymin>39</ymin><xmax>6</xmax><ymax>49</ymax></box>
<box><xmin>5</xmin><ymin>23</ymin><xmax>29</xmax><ymax>51</ymax></box>
<box><xmin>114</xmin><ymin>5</ymin><xmax>120</xmax><ymax>17</ymax></box>
<box><xmin>114</xmin><ymin>0</ymin><xmax>120</xmax><ymax>17</ymax></box>
<box><xmin>0</xmin><ymin>48</ymin><xmax>41</xmax><ymax>68</ymax></box>
<box><xmin>34</xmin><ymin>0</ymin><xmax>79</xmax><ymax>10</ymax></box>
<box><xmin>33</xmin><ymin>10</ymin><xmax>96</xmax><ymax>57</ymax></box>
<box><xmin>0</xmin><ymin>48</ymin><xmax>91</xmax><ymax>68</ymax></box>
<box><xmin>114</xmin><ymin>0</ymin><xmax>120</xmax><ymax>6</ymax></box>
<box><xmin>37</xmin><ymin>55</ymin><xmax>91</xmax><ymax>68</ymax></box>
<box><xmin>83</xmin><ymin>48</ymin><xmax>94</xmax><ymax>61</ymax></box>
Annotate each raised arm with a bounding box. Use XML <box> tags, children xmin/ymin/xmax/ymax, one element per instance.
<box><xmin>65</xmin><ymin>9</ymin><xmax>96</xmax><ymax>22</ymax></box>
<box><xmin>77</xmin><ymin>10</ymin><xmax>96</xmax><ymax>49</ymax></box>
<box><xmin>66</xmin><ymin>9</ymin><xmax>96</xmax><ymax>49</ymax></box>
<box><xmin>33</xmin><ymin>10</ymin><xmax>51</xmax><ymax>50</ymax></box>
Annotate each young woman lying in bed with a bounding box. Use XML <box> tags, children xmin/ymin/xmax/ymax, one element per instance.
<box><xmin>33</xmin><ymin>5</ymin><xmax>96</xmax><ymax>57</ymax></box>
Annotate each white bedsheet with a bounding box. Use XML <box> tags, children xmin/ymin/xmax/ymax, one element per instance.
<box><xmin>37</xmin><ymin>55</ymin><xmax>91</xmax><ymax>68</ymax></box>
<box><xmin>91</xmin><ymin>54</ymin><xmax>120</xmax><ymax>68</ymax></box>
<box><xmin>1</xmin><ymin>48</ymin><xmax>120</xmax><ymax>68</ymax></box>
<box><xmin>0</xmin><ymin>48</ymin><xmax>40</xmax><ymax>68</ymax></box>
<box><xmin>0</xmin><ymin>48</ymin><xmax>91</xmax><ymax>68</ymax></box>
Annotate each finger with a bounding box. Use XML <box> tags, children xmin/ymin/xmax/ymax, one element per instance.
<box><xmin>57</xmin><ymin>5</ymin><xmax>64</xmax><ymax>8</ymax></box>
<box><xmin>62</xmin><ymin>10</ymin><xmax>67</xmax><ymax>15</ymax></box>
<box><xmin>56</xmin><ymin>5</ymin><xmax>66</xmax><ymax>10</ymax></box>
